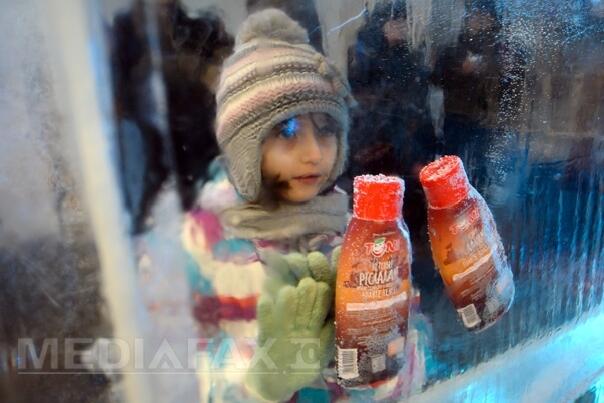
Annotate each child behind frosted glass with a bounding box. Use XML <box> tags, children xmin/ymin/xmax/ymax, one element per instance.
<box><xmin>182</xmin><ymin>8</ymin><xmax>426</xmax><ymax>402</ymax></box>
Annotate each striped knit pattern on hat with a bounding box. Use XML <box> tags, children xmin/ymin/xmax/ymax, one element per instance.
<box><xmin>214</xmin><ymin>8</ymin><xmax>354</xmax><ymax>202</ymax></box>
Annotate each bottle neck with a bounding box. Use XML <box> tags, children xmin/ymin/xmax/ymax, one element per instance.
<box><xmin>420</xmin><ymin>156</ymin><xmax>471</xmax><ymax>209</ymax></box>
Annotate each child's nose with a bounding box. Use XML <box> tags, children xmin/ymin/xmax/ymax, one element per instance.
<box><xmin>299</xmin><ymin>128</ymin><xmax>323</xmax><ymax>164</ymax></box>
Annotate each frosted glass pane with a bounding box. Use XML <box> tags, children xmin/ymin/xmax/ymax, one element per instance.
<box><xmin>1</xmin><ymin>0</ymin><xmax>602</xmax><ymax>402</ymax></box>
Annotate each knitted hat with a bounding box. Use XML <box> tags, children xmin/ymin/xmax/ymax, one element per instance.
<box><xmin>215</xmin><ymin>8</ymin><xmax>354</xmax><ymax>201</ymax></box>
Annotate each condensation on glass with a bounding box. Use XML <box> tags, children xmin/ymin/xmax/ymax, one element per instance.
<box><xmin>0</xmin><ymin>0</ymin><xmax>602</xmax><ymax>402</ymax></box>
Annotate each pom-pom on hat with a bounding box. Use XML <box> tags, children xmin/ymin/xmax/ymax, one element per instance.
<box><xmin>215</xmin><ymin>8</ymin><xmax>355</xmax><ymax>201</ymax></box>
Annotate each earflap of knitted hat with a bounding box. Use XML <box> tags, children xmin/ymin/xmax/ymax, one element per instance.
<box><xmin>215</xmin><ymin>8</ymin><xmax>353</xmax><ymax>202</ymax></box>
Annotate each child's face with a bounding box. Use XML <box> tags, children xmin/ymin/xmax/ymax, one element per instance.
<box><xmin>261</xmin><ymin>113</ymin><xmax>339</xmax><ymax>203</ymax></box>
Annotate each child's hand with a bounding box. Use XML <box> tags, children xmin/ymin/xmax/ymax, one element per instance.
<box><xmin>261</xmin><ymin>247</ymin><xmax>341</xmax><ymax>296</ymax></box>
<box><xmin>307</xmin><ymin>247</ymin><xmax>341</xmax><ymax>287</ymax></box>
<box><xmin>245</xmin><ymin>277</ymin><xmax>334</xmax><ymax>401</ymax></box>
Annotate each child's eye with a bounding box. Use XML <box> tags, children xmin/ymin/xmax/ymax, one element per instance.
<box><xmin>279</xmin><ymin>117</ymin><xmax>299</xmax><ymax>139</ymax></box>
<box><xmin>316</xmin><ymin>125</ymin><xmax>337</xmax><ymax>137</ymax></box>
<box><xmin>310</xmin><ymin>114</ymin><xmax>339</xmax><ymax>138</ymax></box>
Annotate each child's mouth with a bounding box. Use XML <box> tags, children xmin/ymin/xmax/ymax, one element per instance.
<box><xmin>293</xmin><ymin>175</ymin><xmax>321</xmax><ymax>185</ymax></box>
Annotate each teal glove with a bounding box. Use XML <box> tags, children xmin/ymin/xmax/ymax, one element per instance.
<box><xmin>245</xmin><ymin>277</ymin><xmax>335</xmax><ymax>402</ymax></box>
<box><xmin>261</xmin><ymin>247</ymin><xmax>340</xmax><ymax>296</ymax></box>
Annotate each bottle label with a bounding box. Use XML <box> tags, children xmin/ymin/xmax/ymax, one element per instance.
<box><xmin>452</xmin><ymin>251</ymin><xmax>491</xmax><ymax>282</ymax></box>
<box><xmin>346</xmin><ymin>292</ymin><xmax>407</xmax><ymax>311</ymax></box>
<box><xmin>343</xmin><ymin>234</ymin><xmax>404</xmax><ymax>295</ymax></box>
<box><xmin>431</xmin><ymin>199</ymin><xmax>514</xmax><ymax>330</ymax></box>
<box><xmin>336</xmin><ymin>229</ymin><xmax>411</xmax><ymax>386</ymax></box>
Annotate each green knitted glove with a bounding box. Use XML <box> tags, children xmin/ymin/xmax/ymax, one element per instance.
<box><xmin>261</xmin><ymin>247</ymin><xmax>340</xmax><ymax>296</ymax></box>
<box><xmin>245</xmin><ymin>277</ymin><xmax>335</xmax><ymax>402</ymax></box>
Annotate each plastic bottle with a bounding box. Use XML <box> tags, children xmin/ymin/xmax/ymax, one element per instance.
<box><xmin>335</xmin><ymin>175</ymin><xmax>412</xmax><ymax>388</ymax></box>
<box><xmin>419</xmin><ymin>155</ymin><xmax>515</xmax><ymax>332</ymax></box>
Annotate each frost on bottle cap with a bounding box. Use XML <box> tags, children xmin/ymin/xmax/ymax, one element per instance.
<box><xmin>353</xmin><ymin>174</ymin><xmax>404</xmax><ymax>220</ymax></box>
<box><xmin>419</xmin><ymin>155</ymin><xmax>470</xmax><ymax>209</ymax></box>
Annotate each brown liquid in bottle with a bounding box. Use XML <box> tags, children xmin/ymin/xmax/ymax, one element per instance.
<box><xmin>420</xmin><ymin>156</ymin><xmax>515</xmax><ymax>331</ymax></box>
<box><xmin>335</xmin><ymin>175</ymin><xmax>412</xmax><ymax>388</ymax></box>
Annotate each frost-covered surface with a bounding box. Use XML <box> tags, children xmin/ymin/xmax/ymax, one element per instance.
<box><xmin>411</xmin><ymin>311</ymin><xmax>604</xmax><ymax>402</ymax></box>
<box><xmin>0</xmin><ymin>1</ymin><xmax>64</xmax><ymax>246</ymax></box>
<box><xmin>2</xmin><ymin>0</ymin><xmax>603</xmax><ymax>402</ymax></box>
<box><xmin>0</xmin><ymin>1</ymin><xmax>111</xmax><ymax>402</ymax></box>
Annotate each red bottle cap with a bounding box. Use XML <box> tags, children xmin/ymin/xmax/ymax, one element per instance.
<box><xmin>419</xmin><ymin>155</ymin><xmax>470</xmax><ymax>209</ymax></box>
<box><xmin>353</xmin><ymin>175</ymin><xmax>404</xmax><ymax>220</ymax></box>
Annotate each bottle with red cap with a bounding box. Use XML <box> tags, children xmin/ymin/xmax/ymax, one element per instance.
<box><xmin>335</xmin><ymin>175</ymin><xmax>412</xmax><ymax>388</ymax></box>
<box><xmin>419</xmin><ymin>155</ymin><xmax>515</xmax><ymax>332</ymax></box>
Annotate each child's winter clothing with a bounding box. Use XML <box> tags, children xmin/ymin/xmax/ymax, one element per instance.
<box><xmin>182</xmin><ymin>159</ymin><xmax>345</xmax><ymax>402</ymax></box>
